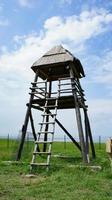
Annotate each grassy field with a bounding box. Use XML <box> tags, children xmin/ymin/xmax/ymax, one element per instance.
<box><xmin>0</xmin><ymin>139</ymin><xmax>112</xmax><ymax>200</ymax></box>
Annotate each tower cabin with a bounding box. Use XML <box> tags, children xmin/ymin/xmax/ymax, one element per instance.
<box><xmin>16</xmin><ymin>45</ymin><xmax>95</xmax><ymax>169</ymax></box>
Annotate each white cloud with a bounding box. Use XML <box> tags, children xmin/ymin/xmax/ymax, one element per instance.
<box><xmin>83</xmin><ymin>50</ymin><xmax>112</xmax><ymax>88</ymax></box>
<box><xmin>0</xmin><ymin>8</ymin><xmax>112</xmax><ymax>80</ymax></box>
<box><xmin>43</xmin><ymin>9</ymin><xmax>112</xmax><ymax>46</ymax></box>
<box><xmin>0</xmin><ymin>8</ymin><xmax>112</xmax><ymax>138</ymax></box>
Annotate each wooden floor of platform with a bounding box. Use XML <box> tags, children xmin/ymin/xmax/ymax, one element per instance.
<box><xmin>30</xmin><ymin>95</ymin><xmax>85</xmax><ymax>109</ymax></box>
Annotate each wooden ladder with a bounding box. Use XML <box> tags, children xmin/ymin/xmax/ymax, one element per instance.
<box><xmin>30</xmin><ymin>89</ymin><xmax>59</xmax><ymax>171</ymax></box>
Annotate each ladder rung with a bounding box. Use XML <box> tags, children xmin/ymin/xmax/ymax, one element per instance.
<box><xmin>44</xmin><ymin>105</ymin><xmax>57</xmax><ymax>108</ymax></box>
<box><xmin>58</xmin><ymin>88</ymin><xmax>72</xmax><ymax>91</ymax></box>
<box><xmin>46</xmin><ymin>97</ymin><xmax>58</xmax><ymax>100</ymax></box>
<box><xmin>58</xmin><ymin>83</ymin><xmax>71</xmax><ymax>86</ymax></box>
<box><xmin>31</xmin><ymin>163</ymin><xmax>49</xmax><ymax>166</ymax></box>
<box><xmin>29</xmin><ymin>92</ymin><xmax>46</xmax><ymax>98</ymax></box>
<box><xmin>59</xmin><ymin>91</ymin><xmax>72</xmax><ymax>94</ymax></box>
<box><xmin>31</xmin><ymin>81</ymin><xmax>46</xmax><ymax>84</ymax></box>
<box><xmin>39</xmin><ymin>122</ymin><xmax>55</xmax><ymax>125</ymax></box>
<box><xmin>33</xmin><ymin>152</ymin><xmax>51</xmax><ymax>155</ymax></box>
<box><xmin>35</xmin><ymin>141</ymin><xmax>52</xmax><ymax>144</ymax></box>
<box><xmin>42</xmin><ymin>114</ymin><xmax>56</xmax><ymax>116</ymax></box>
<box><xmin>30</xmin><ymin>87</ymin><xmax>45</xmax><ymax>90</ymax></box>
<box><xmin>51</xmin><ymin>92</ymin><xmax>57</xmax><ymax>95</ymax></box>
<box><xmin>58</xmin><ymin>77</ymin><xmax>72</xmax><ymax>80</ymax></box>
<box><xmin>30</xmin><ymin>92</ymin><xmax>45</xmax><ymax>94</ymax></box>
<box><xmin>38</xmin><ymin>131</ymin><xmax>54</xmax><ymax>134</ymax></box>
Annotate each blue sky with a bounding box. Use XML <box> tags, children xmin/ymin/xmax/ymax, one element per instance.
<box><xmin>0</xmin><ymin>0</ymin><xmax>112</xmax><ymax>141</ymax></box>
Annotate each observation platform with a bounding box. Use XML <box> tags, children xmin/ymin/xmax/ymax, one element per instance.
<box><xmin>30</xmin><ymin>95</ymin><xmax>87</xmax><ymax>110</ymax></box>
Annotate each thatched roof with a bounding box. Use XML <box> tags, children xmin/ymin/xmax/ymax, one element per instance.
<box><xmin>31</xmin><ymin>45</ymin><xmax>85</xmax><ymax>80</ymax></box>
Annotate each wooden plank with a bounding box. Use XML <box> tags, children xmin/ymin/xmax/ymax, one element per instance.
<box><xmin>31</xmin><ymin>95</ymin><xmax>86</xmax><ymax>109</ymax></box>
<box><xmin>31</xmin><ymin>163</ymin><xmax>49</xmax><ymax>166</ymax></box>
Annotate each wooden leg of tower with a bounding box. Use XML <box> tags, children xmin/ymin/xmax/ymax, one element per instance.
<box><xmin>70</xmin><ymin>69</ymin><xmax>88</xmax><ymax>163</ymax></box>
<box><xmin>84</xmin><ymin>109</ymin><xmax>89</xmax><ymax>162</ymax></box>
<box><xmin>16</xmin><ymin>71</ymin><xmax>39</xmax><ymax>161</ymax></box>
<box><xmin>85</xmin><ymin>110</ymin><xmax>96</xmax><ymax>159</ymax></box>
<box><xmin>29</xmin><ymin>110</ymin><xmax>37</xmax><ymax>141</ymax></box>
<box><xmin>16</xmin><ymin>109</ymin><xmax>31</xmax><ymax>161</ymax></box>
<box><xmin>75</xmin><ymin>107</ymin><xmax>88</xmax><ymax>163</ymax></box>
<box><xmin>29</xmin><ymin>110</ymin><xmax>40</xmax><ymax>152</ymax></box>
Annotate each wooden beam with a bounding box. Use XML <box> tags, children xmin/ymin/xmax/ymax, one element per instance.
<box><xmin>29</xmin><ymin>110</ymin><xmax>40</xmax><ymax>152</ymax></box>
<box><xmin>84</xmin><ymin>109</ymin><xmax>89</xmax><ymax>162</ymax></box>
<box><xmin>29</xmin><ymin>110</ymin><xmax>37</xmax><ymax>141</ymax></box>
<box><xmin>70</xmin><ymin>68</ymin><xmax>88</xmax><ymax>163</ymax></box>
<box><xmin>84</xmin><ymin>110</ymin><xmax>96</xmax><ymax>159</ymax></box>
<box><xmin>55</xmin><ymin>118</ymin><xmax>81</xmax><ymax>151</ymax></box>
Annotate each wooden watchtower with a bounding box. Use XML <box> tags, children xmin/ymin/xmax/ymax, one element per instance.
<box><xmin>16</xmin><ymin>45</ymin><xmax>95</xmax><ymax>168</ymax></box>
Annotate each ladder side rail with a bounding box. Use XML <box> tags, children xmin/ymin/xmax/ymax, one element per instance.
<box><xmin>38</xmin><ymin>99</ymin><xmax>49</xmax><ymax>138</ymax></box>
<box><xmin>46</xmin><ymin>95</ymin><xmax>59</xmax><ymax>168</ymax></box>
<box><xmin>46</xmin><ymin>82</ymin><xmax>60</xmax><ymax>168</ymax></box>
<box><xmin>43</xmin><ymin>81</ymin><xmax>52</xmax><ymax>152</ymax></box>
<box><xmin>31</xmin><ymin>99</ymin><xmax>49</xmax><ymax>165</ymax></box>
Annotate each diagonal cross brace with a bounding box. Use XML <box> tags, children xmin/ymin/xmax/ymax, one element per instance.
<box><xmin>31</xmin><ymin>105</ymin><xmax>81</xmax><ymax>151</ymax></box>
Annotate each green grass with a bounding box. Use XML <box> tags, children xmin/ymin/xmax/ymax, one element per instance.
<box><xmin>0</xmin><ymin>139</ymin><xmax>112</xmax><ymax>200</ymax></box>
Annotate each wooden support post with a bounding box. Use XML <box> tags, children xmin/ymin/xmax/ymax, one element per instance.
<box><xmin>43</xmin><ymin>81</ymin><xmax>52</xmax><ymax>152</ymax></box>
<box><xmin>84</xmin><ymin>110</ymin><xmax>96</xmax><ymax>159</ymax></box>
<box><xmin>16</xmin><ymin>70</ymin><xmax>39</xmax><ymax>161</ymax></box>
<box><xmin>84</xmin><ymin>109</ymin><xmax>90</xmax><ymax>162</ymax></box>
<box><xmin>29</xmin><ymin>110</ymin><xmax>40</xmax><ymax>152</ymax></box>
<box><xmin>29</xmin><ymin>110</ymin><xmax>37</xmax><ymax>141</ymax></box>
<box><xmin>70</xmin><ymin>68</ymin><xmax>88</xmax><ymax>163</ymax></box>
